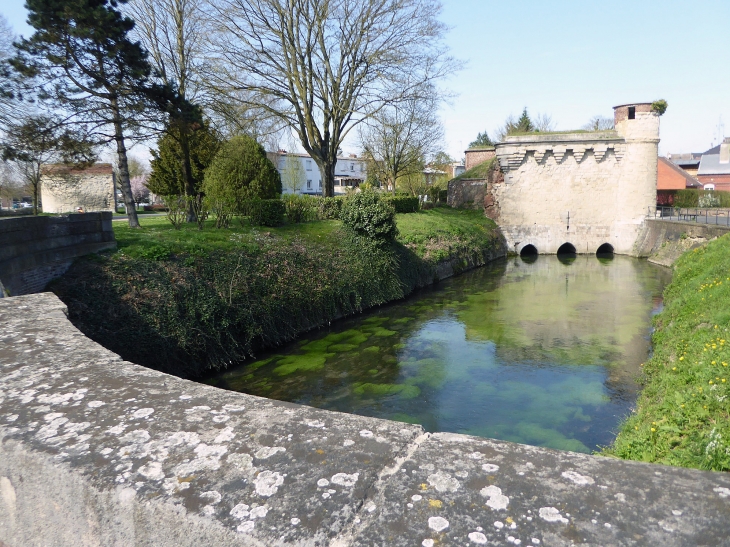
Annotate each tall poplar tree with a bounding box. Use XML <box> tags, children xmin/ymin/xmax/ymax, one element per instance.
<box><xmin>12</xmin><ymin>0</ymin><xmax>156</xmax><ymax>227</ymax></box>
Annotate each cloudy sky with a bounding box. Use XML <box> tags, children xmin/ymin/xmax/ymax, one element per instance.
<box><xmin>3</xmin><ymin>0</ymin><xmax>729</xmax><ymax>161</ymax></box>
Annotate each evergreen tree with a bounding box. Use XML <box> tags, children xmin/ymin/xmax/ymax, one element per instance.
<box><xmin>12</xmin><ymin>0</ymin><xmax>156</xmax><ymax>228</ymax></box>
<box><xmin>515</xmin><ymin>108</ymin><xmax>534</xmax><ymax>133</ymax></box>
<box><xmin>468</xmin><ymin>131</ymin><xmax>494</xmax><ymax>148</ymax></box>
<box><xmin>147</xmin><ymin>121</ymin><xmax>221</xmax><ymax>197</ymax></box>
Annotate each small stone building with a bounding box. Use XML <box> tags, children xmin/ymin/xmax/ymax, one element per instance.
<box><xmin>41</xmin><ymin>163</ymin><xmax>116</xmax><ymax>213</ymax></box>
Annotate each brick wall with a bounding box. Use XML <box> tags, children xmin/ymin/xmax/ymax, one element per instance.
<box><xmin>464</xmin><ymin>148</ymin><xmax>495</xmax><ymax>170</ymax></box>
<box><xmin>0</xmin><ymin>213</ymin><xmax>116</xmax><ymax>297</ymax></box>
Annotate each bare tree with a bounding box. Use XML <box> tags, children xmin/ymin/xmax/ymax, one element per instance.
<box><xmin>281</xmin><ymin>153</ymin><xmax>306</xmax><ymax>194</ymax></box>
<box><xmin>582</xmin><ymin>116</ymin><xmax>614</xmax><ymax>131</ymax></box>
<box><xmin>207</xmin><ymin>0</ymin><xmax>455</xmax><ymax>197</ymax></box>
<box><xmin>0</xmin><ymin>14</ymin><xmax>19</xmax><ymax>125</ymax></box>
<box><xmin>534</xmin><ymin>113</ymin><xmax>555</xmax><ymax>132</ymax></box>
<box><xmin>359</xmin><ymin>91</ymin><xmax>443</xmax><ymax>193</ymax></box>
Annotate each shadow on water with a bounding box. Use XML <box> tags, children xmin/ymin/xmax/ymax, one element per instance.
<box><xmin>206</xmin><ymin>255</ymin><xmax>671</xmax><ymax>453</ymax></box>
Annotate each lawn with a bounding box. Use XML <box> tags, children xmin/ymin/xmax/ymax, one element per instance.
<box><xmin>604</xmin><ymin>233</ymin><xmax>730</xmax><ymax>471</ymax></box>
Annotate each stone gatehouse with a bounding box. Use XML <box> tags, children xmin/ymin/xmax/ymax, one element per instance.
<box><xmin>464</xmin><ymin>103</ymin><xmax>659</xmax><ymax>255</ymax></box>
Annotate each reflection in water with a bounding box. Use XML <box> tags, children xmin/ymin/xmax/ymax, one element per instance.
<box><xmin>206</xmin><ymin>256</ymin><xmax>671</xmax><ymax>453</ymax></box>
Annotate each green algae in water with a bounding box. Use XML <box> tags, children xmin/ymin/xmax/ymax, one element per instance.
<box><xmin>353</xmin><ymin>382</ymin><xmax>421</xmax><ymax>399</ymax></box>
<box><xmin>210</xmin><ymin>256</ymin><xmax>671</xmax><ymax>454</ymax></box>
<box><xmin>328</xmin><ymin>343</ymin><xmax>358</xmax><ymax>352</ymax></box>
<box><xmin>368</xmin><ymin>327</ymin><xmax>397</xmax><ymax>337</ymax></box>
<box><xmin>273</xmin><ymin>353</ymin><xmax>334</xmax><ymax>375</ymax></box>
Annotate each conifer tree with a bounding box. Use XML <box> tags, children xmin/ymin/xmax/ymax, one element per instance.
<box><xmin>12</xmin><ymin>0</ymin><xmax>156</xmax><ymax>227</ymax></box>
<box><xmin>515</xmin><ymin>108</ymin><xmax>534</xmax><ymax>133</ymax></box>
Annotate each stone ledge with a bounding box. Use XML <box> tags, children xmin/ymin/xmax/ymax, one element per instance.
<box><xmin>0</xmin><ymin>293</ymin><xmax>729</xmax><ymax>546</ymax></box>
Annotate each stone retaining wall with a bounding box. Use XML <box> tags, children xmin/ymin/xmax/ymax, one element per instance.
<box><xmin>0</xmin><ymin>212</ymin><xmax>116</xmax><ymax>297</ymax></box>
<box><xmin>1</xmin><ymin>293</ymin><xmax>729</xmax><ymax>546</ymax></box>
<box><xmin>634</xmin><ymin>218</ymin><xmax>730</xmax><ymax>266</ymax></box>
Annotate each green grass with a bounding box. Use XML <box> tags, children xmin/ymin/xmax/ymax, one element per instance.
<box><xmin>114</xmin><ymin>216</ymin><xmax>341</xmax><ymax>258</ymax></box>
<box><xmin>604</xmin><ymin>234</ymin><xmax>730</xmax><ymax>471</ymax></box>
<box><xmin>452</xmin><ymin>158</ymin><xmax>497</xmax><ymax>181</ymax></box>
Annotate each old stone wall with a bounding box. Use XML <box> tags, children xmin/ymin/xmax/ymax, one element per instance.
<box><xmin>446</xmin><ymin>179</ymin><xmax>487</xmax><ymax>209</ymax></box>
<box><xmin>41</xmin><ymin>170</ymin><xmax>115</xmax><ymax>213</ymax></box>
<box><xmin>634</xmin><ymin>218</ymin><xmax>730</xmax><ymax>266</ymax></box>
<box><xmin>492</xmin><ymin>106</ymin><xmax>659</xmax><ymax>255</ymax></box>
<box><xmin>0</xmin><ymin>213</ymin><xmax>116</xmax><ymax>297</ymax></box>
<box><xmin>1</xmin><ymin>293</ymin><xmax>729</xmax><ymax>546</ymax></box>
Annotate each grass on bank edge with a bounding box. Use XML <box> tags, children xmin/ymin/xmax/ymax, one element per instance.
<box><xmin>603</xmin><ymin>233</ymin><xmax>730</xmax><ymax>471</ymax></box>
<box><xmin>112</xmin><ymin>206</ymin><xmax>498</xmax><ymax>264</ymax></box>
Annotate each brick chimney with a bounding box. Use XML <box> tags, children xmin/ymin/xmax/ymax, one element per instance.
<box><xmin>720</xmin><ymin>137</ymin><xmax>730</xmax><ymax>164</ymax></box>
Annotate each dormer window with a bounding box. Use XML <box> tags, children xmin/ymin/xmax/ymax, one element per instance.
<box><xmin>628</xmin><ymin>106</ymin><xmax>635</xmax><ymax>120</ymax></box>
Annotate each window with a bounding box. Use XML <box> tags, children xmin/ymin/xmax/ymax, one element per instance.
<box><xmin>360</xmin><ymin>163</ymin><xmax>364</xmax><ymax>172</ymax></box>
<box><xmin>307</xmin><ymin>179</ymin><xmax>312</xmax><ymax>189</ymax></box>
<box><xmin>306</xmin><ymin>159</ymin><xmax>312</xmax><ymax>171</ymax></box>
<box><xmin>628</xmin><ymin>106</ymin><xmax>635</xmax><ymax>120</ymax></box>
<box><xmin>350</xmin><ymin>163</ymin><xmax>354</xmax><ymax>171</ymax></box>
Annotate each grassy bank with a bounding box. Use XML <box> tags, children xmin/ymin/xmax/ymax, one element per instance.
<box><xmin>50</xmin><ymin>208</ymin><xmax>504</xmax><ymax>378</ymax></box>
<box><xmin>604</xmin><ymin>233</ymin><xmax>730</xmax><ymax>471</ymax></box>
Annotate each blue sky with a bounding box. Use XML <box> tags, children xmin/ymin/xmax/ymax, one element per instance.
<box><xmin>3</xmin><ymin>0</ymin><xmax>729</xmax><ymax>160</ymax></box>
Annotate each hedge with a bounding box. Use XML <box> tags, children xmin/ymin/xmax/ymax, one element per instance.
<box><xmin>383</xmin><ymin>195</ymin><xmax>419</xmax><ymax>213</ymax></box>
<box><xmin>247</xmin><ymin>199</ymin><xmax>285</xmax><ymax>226</ymax></box>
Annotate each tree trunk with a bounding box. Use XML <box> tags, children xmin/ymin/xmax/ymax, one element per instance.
<box><xmin>32</xmin><ymin>176</ymin><xmax>40</xmax><ymax>215</ymax></box>
<box><xmin>111</xmin><ymin>99</ymin><xmax>140</xmax><ymax>228</ymax></box>
<box><xmin>179</xmin><ymin>124</ymin><xmax>196</xmax><ymax>222</ymax></box>
<box><xmin>321</xmin><ymin>162</ymin><xmax>335</xmax><ymax>197</ymax></box>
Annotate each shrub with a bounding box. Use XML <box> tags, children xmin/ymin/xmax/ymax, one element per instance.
<box><xmin>284</xmin><ymin>194</ymin><xmax>317</xmax><ymax>223</ymax></box>
<box><xmin>203</xmin><ymin>135</ymin><xmax>281</xmax><ymax>215</ymax></box>
<box><xmin>438</xmin><ymin>190</ymin><xmax>448</xmax><ymax>203</ymax></box>
<box><xmin>248</xmin><ymin>199</ymin><xmax>285</xmax><ymax>227</ymax></box>
<box><xmin>651</xmin><ymin>99</ymin><xmax>668</xmax><ymax>116</ymax></box>
<box><xmin>318</xmin><ymin>196</ymin><xmax>346</xmax><ymax>219</ymax></box>
<box><xmin>383</xmin><ymin>195</ymin><xmax>419</xmax><ymax>213</ymax></box>
<box><xmin>340</xmin><ymin>191</ymin><xmax>397</xmax><ymax>242</ymax></box>
<box><xmin>675</xmin><ymin>189</ymin><xmax>699</xmax><ymax>208</ymax></box>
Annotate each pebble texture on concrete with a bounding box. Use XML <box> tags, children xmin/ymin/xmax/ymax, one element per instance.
<box><xmin>1</xmin><ymin>293</ymin><xmax>729</xmax><ymax>546</ymax></box>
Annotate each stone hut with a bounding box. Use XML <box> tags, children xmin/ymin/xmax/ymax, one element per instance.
<box><xmin>40</xmin><ymin>163</ymin><xmax>116</xmax><ymax>213</ymax></box>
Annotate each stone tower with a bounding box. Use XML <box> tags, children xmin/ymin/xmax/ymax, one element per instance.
<box><xmin>488</xmin><ymin>102</ymin><xmax>660</xmax><ymax>255</ymax></box>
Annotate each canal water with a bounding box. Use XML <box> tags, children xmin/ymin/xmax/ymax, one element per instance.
<box><xmin>206</xmin><ymin>256</ymin><xmax>671</xmax><ymax>453</ymax></box>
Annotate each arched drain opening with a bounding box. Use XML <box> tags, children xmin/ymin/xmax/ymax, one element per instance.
<box><xmin>557</xmin><ymin>242</ymin><xmax>576</xmax><ymax>265</ymax></box>
<box><xmin>520</xmin><ymin>245</ymin><xmax>537</xmax><ymax>258</ymax></box>
<box><xmin>596</xmin><ymin>243</ymin><xmax>614</xmax><ymax>259</ymax></box>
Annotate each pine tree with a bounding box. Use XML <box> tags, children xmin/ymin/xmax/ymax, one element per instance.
<box><xmin>12</xmin><ymin>0</ymin><xmax>155</xmax><ymax>227</ymax></box>
<box><xmin>515</xmin><ymin>108</ymin><xmax>534</xmax><ymax>133</ymax></box>
<box><xmin>147</xmin><ymin>121</ymin><xmax>221</xmax><ymax>197</ymax></box>
<box><xmin>468</xmin><ymin>131</ymin><xmax>494</xmax><ymax>148</ymax></box>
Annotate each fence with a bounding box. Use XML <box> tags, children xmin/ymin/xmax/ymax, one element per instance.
<box><xmin>648</xmin><ymin>206</ymin><xmax>730</xmax><ymax>227</ymax></box>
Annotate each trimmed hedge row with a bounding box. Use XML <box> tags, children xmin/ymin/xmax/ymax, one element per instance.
<box><xmin>383</xmin><ymin>195</ymin><xmax>420</xmax><ymax>213</ymax></box>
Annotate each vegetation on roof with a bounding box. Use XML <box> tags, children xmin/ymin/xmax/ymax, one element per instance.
<box><xmin>452</xmin><ymin>157</ymin><xmax>496</xmax><ymax>181</ymax></box>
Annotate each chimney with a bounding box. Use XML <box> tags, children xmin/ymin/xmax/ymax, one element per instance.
<box><xmin>720</xmin><ymin>137</ymin><xmax>730</xmax><ymax>164</ymax></box>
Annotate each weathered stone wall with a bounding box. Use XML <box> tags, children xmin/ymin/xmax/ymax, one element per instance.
<box><xmin>1</xmin><ymin>293</ymin><xmax>730</xmax><ymax>546</ymax></box>
<box><xmin>0</xmin><ymin>213</ymin><xmax>116</xmax><ymax>297</ymax></box>
<box><xmin>446</xmin><ymin>179</ymin><xmax>487</xmax><ymax>209</ymax></box>
<box><xmin>41</xmin><ymin>169</ymin><xmax>115</xmax><ymax>213</ymax></box>
<box><xmin>492</xmin><ymin>105</ymin><xmax>659</xmax><ymax>255</ymax></box>
<box><xmin>634</xmin><ymin>218</ymin><xmax>730</xmax><ymax>266</ymax></box>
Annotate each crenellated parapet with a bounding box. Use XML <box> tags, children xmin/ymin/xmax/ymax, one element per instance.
<box><xmin>496</xmin><ymin>132</ymin><xmax>626</xmax><ymax>179</ymax></box>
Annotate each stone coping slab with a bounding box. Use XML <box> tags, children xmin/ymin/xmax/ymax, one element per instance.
<box><xmin>1</xmin><ymin>293</ymin><xmax>729</xmax><ymax>546</ymax></box>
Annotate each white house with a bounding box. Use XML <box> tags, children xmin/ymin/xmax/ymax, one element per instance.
<box><xmin>270</xmin><ymin>150</ymin><xmax>367</xmax><ymax>195</ymax></box>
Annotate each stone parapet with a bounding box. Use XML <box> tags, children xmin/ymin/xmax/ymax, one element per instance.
<box><xmin>1</xmin><ymin>293</ymin><xmax>729</xmax><ymax>546</ymax></box>
<box><xmin>0</xmin><ymin>213</ymin><xmax>115</xmax><ymax>296</ymax></box>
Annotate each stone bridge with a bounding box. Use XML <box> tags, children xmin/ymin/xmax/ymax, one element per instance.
<box><xmin>1</xmin><ymin>293</ymin><xmax>729</xmax><ymax>546</ymax></box>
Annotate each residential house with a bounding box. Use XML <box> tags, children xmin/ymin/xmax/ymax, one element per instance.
<box><xmin>271</xmin><ymin>151</ymin><xmax>367</xmax><ymax>195</ymax></box>
<box><xmin>697</xmin><ymin>138</ymin><xmax>730</xmax><ymax>191</ymax></box>
<box><xmin>666</xmin><ymin>152</ymin><xmax>702</xmax><ymax>177</ymax></box>
<box><xmin>656</xmin><ymin>157</ymin><xmax>701</xmax><ymax>205</ymax></box>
